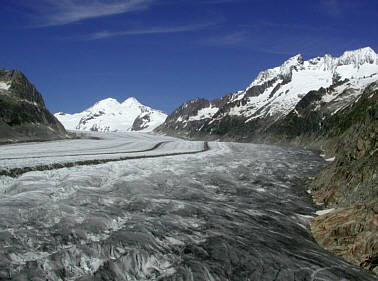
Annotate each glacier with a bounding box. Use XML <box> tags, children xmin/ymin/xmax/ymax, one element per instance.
<box><xmin>0</xmin><ymin>132</ymin><xmax>376</xmax><ymax>280</ymax></box>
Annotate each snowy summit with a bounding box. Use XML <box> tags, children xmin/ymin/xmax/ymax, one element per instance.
<box><xmin>55</xmin><ymin>97</ymin><xmax>167</xmax><ymax>132</ymax></box>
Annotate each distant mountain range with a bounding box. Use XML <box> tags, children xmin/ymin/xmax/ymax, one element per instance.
<box><xmin>0</xmin><ymin>68</ymin><xmax>67</xmax><ymax>144</ymax></box>
<box><xmin>55</xmin><ymin>97</ymin><xmax>167</xmax><ymax>132</ymax></box>
<box><xmin>155</xmin><ymin>47</ymin><xmax>377</xmax><ymax>144</ymax></box>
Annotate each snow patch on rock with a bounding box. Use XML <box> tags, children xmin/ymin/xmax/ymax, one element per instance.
<box><xmin>315</xmin><ymin>208</ymin><xmax>335</xmax><ymax>216</ymax></box>
<box><xmin>0</xmin><ymin>81</ymin><xmax>11</xmax><ymax>90</ymax></box>
<box><xmin>189</xmin><ymin>106</ymin><xmax>219</xmax><ymax>121</ymax></box>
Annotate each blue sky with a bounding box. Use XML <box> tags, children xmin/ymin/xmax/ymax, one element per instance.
<box><xmin>1</xmin><ymin>0</ymin><xmax>377</xmax><ymax>114</ymax></box>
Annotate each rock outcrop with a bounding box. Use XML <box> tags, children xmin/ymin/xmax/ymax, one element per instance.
<box><xmin>312</xmin><ymin>203</ymin><xmax>377</xmax><ymax>274</ymax></box>
<box><xmin>0</xmin><ymin>68</ymin><xmax>67</xmax><ymax>144</ymax></box>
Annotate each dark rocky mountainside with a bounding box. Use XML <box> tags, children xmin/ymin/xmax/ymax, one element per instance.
<box><xmin>309</xmin><ymin>82</ymin><xmax>377</xmax><ymax>208</ymax></box>
<box><xmin>0</xmin><ymin>68</ymin><xmax>67</xmax><ymax>143</ymax></box>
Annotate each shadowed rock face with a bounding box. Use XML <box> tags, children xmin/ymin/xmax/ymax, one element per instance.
<box><xmin>309</xmin><ymin>82</ymin><xmax>377</xmax><ymax>207</ymax></box>
<box><xmin>155</xmin><ymin>98</ymin><xmax>213</xmax><ymax>139</ymax></box>
<box><xmin>132</xmin><ymin>114</ymin><xmax>151</xmax><ymax>131</ymax></box>
<box><xmin>0</xmin><ymin>68</ymin><xmax>67</xmax><ymax>143</ymax></box>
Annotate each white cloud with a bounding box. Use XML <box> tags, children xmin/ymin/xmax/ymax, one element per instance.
<box><xmin>83</xmin><ymin>23</ymin><xmax>217</xmax><ymax>40</ymax></box>
<box><xmin>31</xmin><ymin>0</ymin><xmax>155</xmax><ymax>27</ymax></box>
<box><xmin>201</xmin><ymin>0</ymin><xmax>242</xmax><ymax>3</ymax></box>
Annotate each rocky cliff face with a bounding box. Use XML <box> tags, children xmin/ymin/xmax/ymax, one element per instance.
<box><xmin>310</xmin><ymin>82</ymin><xmax>377</xmax><ymax>207</ymax></box>
<box><xmin>0</xmin><ymin>68</ymin><xmax>67</xmax><ymax>143</ymax></box>
<box><xmin>309</xmin><ymin>82</ymin><xmax>377</xmax><ymax>273</ymax></box>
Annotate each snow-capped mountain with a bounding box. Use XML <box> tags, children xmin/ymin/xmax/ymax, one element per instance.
<box><xmin>55</xmin><ymin>97</ymin><xmax>167</xmax><ymax>132</ymax></box>
<box><xmin>156</xmin><ymin>47</ymin><xmax>378</xmax><ymax>140</ymax></box>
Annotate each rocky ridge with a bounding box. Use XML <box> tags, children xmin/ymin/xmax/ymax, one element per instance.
<box><xmin>0</xmin><ymin>68</ymin><xmax>67</xmax><ymax>144</ymax></box>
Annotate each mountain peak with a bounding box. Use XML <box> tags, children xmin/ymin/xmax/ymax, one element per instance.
<box><xmin>93</xmin><ymin>97</ymin><xmax>120</xmax><ymax>106</ymax></box>
<box><xmin>282</xmin><ymin>54</ymin><xmax>304</xmax><ymax>67</ymax></box>
<box><xmin>338</xmin><ymin>46</ymin><xmax>377</xmax><ymax>67</ymax></box>
<box><xmin>100</xmin><ymin>97</ymin><xmax>119</xmax><ymax>102</ymax></box>
<box><xmin>249</xmin><ymin>54</ymin><xmax>304</xmax><ymax>87</ymax></box>
<box><xmin>343</xmin><ymin>46</ymin><xmax>375</xmax><ymax>56</ymax></box>
<box><xmin>279</xmin><ymin>54</ymin><xmax>304</xmax><ymax>79</ymax></box>
<box><xmin>122</xmin><ymin>97</ymin><xmax>142</xmax><ymax>106</ymax></box>
<box><xmin>88</xmin><ymin>98</ymin><xmax>120</xmax><ymax>112</ymax></box>
<box><xmin>55</xmin><ymin>96</ymin><xmax>167</xmax><ymax>132</ymax></box>
<box><xmin>249</xmin><ymin>47</ymin><xmax>377</xmax><ymax>88</ymax></box>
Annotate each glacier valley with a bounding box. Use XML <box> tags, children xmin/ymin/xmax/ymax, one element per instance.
<box><xmin>0</xmin><ymin>132</ymin><xmax>376</xmax><ymax>280</ymax></box>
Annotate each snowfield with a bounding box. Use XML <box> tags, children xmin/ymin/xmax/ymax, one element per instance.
<box><xmin>0</xmin><ymin>132</ymin><xmax>376</xmax><ymax>280</ymax></box>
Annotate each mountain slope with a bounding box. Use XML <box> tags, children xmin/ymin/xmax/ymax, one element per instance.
<box><xmin>0</xmin><ymin>68</ymin><xmax>67</xmax><ymax>144</ymax></box>
<box><xmin>55</xmin><ymin>97</ymin><xmax>167</xmax><ymax>132</ymax></box>
<box><xmin>155</xmin><ymin>47</ymin><xmax>377</xmax><ymax>142</ymax></box>
<box><xmin>309</xmin><ymin>81</ymin><xmax>377</xmax><ymax>273</ymax></box>
<box><xmin>155</xmin><ymin>47</ymin><xmax>378</xmax><ymax>274</ymax></box>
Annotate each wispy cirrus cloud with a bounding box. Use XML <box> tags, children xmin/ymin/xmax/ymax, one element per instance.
<box><xmin>201</xmin><ymin>31</ymin><xmax>249</xmax><ymax>46</ymax></box>
<box><xmin>200</xmin><ymin>0</ymin><xmax>245</xmax><ymax>3</ymax></box>
<box><xmin>199</xmin><ymin>20</ymin><xmax>336</xmax><ymax>49</ymax></box>
<box><xmin>197</xmin><ymin>20</ymin><xmax>360</xmax><ymax>57</ymax></box>
<box><xmin>28</xmin><ymin>0</ymin><xmax>156</xmax><ymax>27</ymax></box>
<box><xmin>82</xmin><ymin>22</ymin><xmax>218</xmax><ymax>40</ymax></box>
